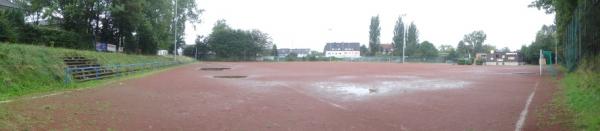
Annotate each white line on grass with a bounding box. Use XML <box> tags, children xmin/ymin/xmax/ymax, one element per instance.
<box><xmin>0</xmin><ymin>88</ymin><xmax>88</xmax><ymax>104</ymax></box>
<box><xmin>0</xmin><ymin>100</ymin><xmax>13</xmax><ymax>104</ymax></box>
<box><xmin>0</xmin><ymin>91</ymin><xmax>69</xmax><ymax>104</ymax></box>
<box><xmin>514</xmin><ymin>81</ymin><xmax>539</xmax><ymax>131</ymax></box>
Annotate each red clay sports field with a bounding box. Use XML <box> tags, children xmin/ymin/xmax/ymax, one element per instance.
<box><xmin>7</xmin><ymin>62</ymin><xmax>560</xmax><ymax>130</ymax></box>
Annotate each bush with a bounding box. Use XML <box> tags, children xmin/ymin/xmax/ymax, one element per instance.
<box><xmin>0</xmin><ymin>18</ymin><xmax>17</xmax><ymax>42</ymax></box>
<box><xmin>562</xmin><ymin>71</ymin><xmax>600</xmax><ymax>131</ymax></box>
<box><xmin>457</xmin><ymin>58</ymin><xmax>473</xmax><ymax>65</ymax></box>
<box><xmin>19</xmin><ymin>26</ymin><xmax>92</xmax><ymax>49</ymax></box>
<box><xmin>0</xmin><ymin>44</ymin><xmax>194</xmax><ymax>100</ymax></box>
<box><xmin>475</xmin><ymin>59</ymin><xmax>484</xmax><ymax>65</ymax></box>
<box><xmin>0</xmin><ymin>10</ymin><xmax>23</xmax><ymax>42</ymax></box>
<box><xmin>308</xmin><ymin>55</ymin><xmax>318</xmax><ymax>61</ymax></box>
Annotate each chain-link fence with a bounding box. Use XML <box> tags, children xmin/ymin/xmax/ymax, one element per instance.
<box><xmin>259</xmin><ymin>56</ymin><xmax>454</xmax><ymax>64</ymax></box>
<box><xmin>564</xmin><ymin>0</ymin><xmax>600</xmax><ymax>72</ymax></box>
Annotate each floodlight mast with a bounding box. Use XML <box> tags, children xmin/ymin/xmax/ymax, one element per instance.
<box><xmin>173</xmin><ymin>0</ymin><xmax>178</xmax><ymax>61</ymax></box>
<box><xmin>540</xmin><ymin>49</ymin><xmax>543</xmax><ymax>76</ymax></box>
<box><xmin>401</xmin><ymin>14</ymin><xmax>407</xmax><ymax>64</ymax></box>
<box><xmin>473</xmin><ymin>42</ymin><xmax>476</xmax><ymax>66</ymax></box>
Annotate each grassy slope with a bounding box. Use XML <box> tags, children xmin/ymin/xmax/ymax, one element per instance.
<box><xmin>562</xmin><ymin>70</ymin><xmax>600</xmax><ymax>130</ymax></box>
<box><xmin>0</xmin><ymin>43</ymin><xmax>194</xmax><ymax>100</ymax></box>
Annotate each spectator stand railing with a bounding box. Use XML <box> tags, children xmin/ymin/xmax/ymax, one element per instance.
<box><xmin>64</xmin><ymin>61</ymin><xmax>182</xmax><ymax>84</ymax></box>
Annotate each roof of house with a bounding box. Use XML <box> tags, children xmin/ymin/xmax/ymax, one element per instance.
<box><xmin>0</xmin><ymin>0</ymin><xmax>17</xmax><ymax>8</ymax></box>
<box><xmin>324</xmin><ymin>42</ymin><xmax>360</xmax><ymax>52</ymax></box>
<box><xmin>380</xmin><ymin>44</ymin><xmax>393</xmax><ymax>50</ymax></box>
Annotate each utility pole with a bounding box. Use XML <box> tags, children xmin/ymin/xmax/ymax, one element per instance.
<box><xmin>173</xmin><ymin>0</ymin><xmax>178</xmax><ymax>61</ymax></box>
<box><xmin>401</xmin><ymin>14</ymin><xmax>407</xmax><ymax>64</ymax></box>
<box><xmin>473</xmin><ymin>43</ymin><xmax>476</xmax><ymax>66</ymax></box>
<box><xmin>555</xmin><ymin>38</ymin><xmax>558</xmax><ymax>65</ymax></box>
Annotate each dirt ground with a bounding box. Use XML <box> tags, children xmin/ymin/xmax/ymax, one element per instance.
<box><xmin>5</xmin><ymin>62</ymin><xmax>562</xmax><ymax>130</ymax></box>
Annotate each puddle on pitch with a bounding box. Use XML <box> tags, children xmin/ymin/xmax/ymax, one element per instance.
<box><xmin>313</xmin><ymin>76</ymin><xmax>469</xmax><ymax>99</ymax></box>
<box><xmin>200</xmin><ymin>67</ymin><xmax>232</xmax><ymax>71</ymax></box>
<box><xmin>315</xmin><ymin>82</ymin><xmax>387</xmax><ymax>96</ymax></box>
<box><xmin>213</xmin><ymin>75</ymin><xmax>247</xmax><ymax>79</ymax></box>
<box><xmin>512</xmin><ymin>72</ymin><xmax>537</xmax><ymax>76</ymax></box>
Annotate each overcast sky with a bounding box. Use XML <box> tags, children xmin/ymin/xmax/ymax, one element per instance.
<box><xmin>184</xmin><ymin>0</ymin><xmax>555</xmax><ymax>52</ymax></box>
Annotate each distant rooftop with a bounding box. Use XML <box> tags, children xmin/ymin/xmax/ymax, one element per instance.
<box><xmin>380</xmin><ymin>44</ymin><xmax>393</xmax><ymax>50</ymax></box>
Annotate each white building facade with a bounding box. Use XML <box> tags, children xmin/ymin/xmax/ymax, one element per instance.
<box><xmin>324</xmin><ymin>42</ymin><xmax>361</xmax><ymax>58</ymax></box>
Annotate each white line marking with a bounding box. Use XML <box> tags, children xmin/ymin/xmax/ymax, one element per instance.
<box><xmin>323</xmin><ymin>100</ymin><xmax>348</xmax><ymax>110</ymax></box>
<box><xmin>0</xmin><ymin>100</ymin><xmax>13</xmax><ymax>104</ymax></box>
<box><xmin>30</xmin><ymin>91</ymin><xmax>70</xmax><ymax>99</ymax></box>
<box><xmin>515</xmin><ymin>82</ymin><xmax>539</xmax><ymax>131</ymax></box>
<box><xmin>283</xmin><ymin>84</ymin><xmax>348</xmax><ymax>110</ymax></box>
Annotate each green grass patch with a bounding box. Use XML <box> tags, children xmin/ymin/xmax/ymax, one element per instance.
<box><xmin>0</xmin><ymin>43</ymin><xmax>194</xmax><ymax>101</ymax></box>
<box><xmin>561</xmin><ymin>70</ymin><xmax>600</xmax><ymax>130</ymax></box>
<box><xmin>0</xmin><ymin>105</ymin><xmax>32</xmax><ymax>130</ymax></box>
<box><xmin>0</xmin><ymin>52</ymin><xmax>194</xmax><ymax>130</ymax></box>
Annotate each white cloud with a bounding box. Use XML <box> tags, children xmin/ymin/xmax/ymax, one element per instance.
<box><xmin>185</xmin><ymin>0</ymin><xmax>554</xmax><ymax>52</ymax></box>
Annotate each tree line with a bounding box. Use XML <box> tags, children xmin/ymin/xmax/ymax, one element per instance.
<box><xmin>529</xmin><ymin>0</ymin><xmax>599</xmax><ymax>70</ymax></box>
<box><xmin>182</xmin><ymin>20</ymin><xmax>273</xmax><ymax>61</ymax></box>
<box><xmin>366</xmin><ymin>15</ymin><xmax>499</xmax><ymax>62</ymax></box>
<box><xmin>366</xmin><ymin>15</ymin><xmax>439</xmax><ymax>58</ymax></box>
<box><xmin>520</xmin><ymin>25</ymin><xmax>556</xmax><ymax>64</ymax></box>
<box><xmin>0</xmin><ymin>0</ymin><xmax>201</xmax><ymax>55</ymax></box>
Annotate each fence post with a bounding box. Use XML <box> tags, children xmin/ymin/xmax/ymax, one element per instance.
<box><xmin>116</xmin><ymin>64</ymin><xmax>121</xmax><ymax>77</ymax></box>
<box><xmin>127</xmin><ymin>64</ymin><xmax>131</xmax><ymax>75</ymax></box>
<box><xmin>64</xmin><ymin>67</ymin><xmax>71</xmax><ymax>85</ymax></box>
<box><xmin>95</xmin><ymin>67</ymin><xmax>100</xmax><ymax>80</ymax></box>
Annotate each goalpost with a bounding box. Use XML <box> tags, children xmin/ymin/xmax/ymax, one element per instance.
<box><xmin>540</xmin><ymin>50</ymin><xmax>544</xmax><ymax>76</ymax></box>
<box><xmin>539</xmin><ymin>50</ymin><xmax>556</xmax><ymax>77</ymax></box>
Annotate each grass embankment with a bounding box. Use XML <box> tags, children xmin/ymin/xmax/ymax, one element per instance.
<box><xmin>560</xmin><ymin>57</ymin><xmax>600</xmax><ymax>130</ymax></box>
<box><xmin>0</xmin><ymin>43</ymin><xmax>194</xmax><ymax>101</ymax></box>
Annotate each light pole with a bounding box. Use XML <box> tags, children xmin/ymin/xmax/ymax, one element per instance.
<box><xmin>473</xmin><ymin>43</ymin><xmax>476</xmax><ymax>66</ymax></box>
<box><xmin>401</xmin><ymin>14</ymin><xmax>407</xmax><ymax>63</ymax></box>
<box><xmin>173</xmin><ymin>0</ymin><xmax>178</xmax><ymax>61</ymax></box>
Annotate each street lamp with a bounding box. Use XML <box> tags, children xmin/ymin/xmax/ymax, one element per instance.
<box><xmin>173</xmin><ymin>0</ymin><xmax>178</xmax><ymax>61</ymax></box>
<box><xmin>473</xmin><ymin>42</ymin><xmax>476</xmax><ymax>66</ymax></box>
<box><xmin>401</xmin><ymin>14</ymin><xmax>407</xmax><ymax>63</ymax></box>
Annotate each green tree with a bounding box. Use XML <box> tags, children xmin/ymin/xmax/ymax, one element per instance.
<box><xmin>207</xmin><ymin>20</ymin><xmax>272</xmax><ymax>60</ymax></box>
<box><xmin>193</xmin><ymin>35</ymin><xmax>210</xmax><ymax>59</ymax></box>
<box><xmin>392</xmin><ymin>16</ymin><xmax>405</xmax><ymax>56</ymax></box>
<box><xmin>438</xmin><ymin>45</ymin><xmax>453</xmax><ymax>53</ymax></box>
<box><xmin>286</xmin><ymin>52</ymin><xmax>298</xmax><ymax>61</ymax></box>
<box><xmin>137</xmin><ymin>21</ymin><xmax>158</xmax><ymax>54</ymax></box>
<box><xmin>112</xmin><ymin>0</ymin><xmax>144</xmax><ymax>53</ymax></box>
<box><xmin>439</xmin><ymin>44</ymin><xmax>458</xmax><ymax>60</ymax></box>
<box><xmin>521</xmin><ymin>25</ymin><xmax>557</xmax><ymax>64</ymax></box>
<box><xmin>456</xmin><ymin>40</ymin><xmax>469</xmax><ymax>58</ymax></box>
<box><xmin>448</xmin><ymin>49</ymin><xmax>458</xmax><ymax>61</ymax></box>
<box><xmin>369</xmin><ymin>15</ymin><xmax>380</xmax><ymax>56</ymax></box>
<box><xmin>15</xmin><ymin>0</ymin><xmax>202</xmax><ymax>54</ymax></box>
<box><xmin>482</xmin><ymin>44</ymin><xmax>497</xmax><ymax>53</ymax></box>
<box><xmin>406</xmin><ymin>22</ymin><xmax>419</xmax><ymax>56</ymax></box>
<box><xmin>417</xmin><ymin>41</ymin><xmax>438</xmax><ymax>57</ymax></box>
<box><xmin>271</xmin><ymin>44</ymin><xmax>278</xmax><ymax>57</ymax></box>
<box><xmin>462</xmin><ymin>30</ymin><xmax>487</xmax><ymax>57</ymax></box>
<box><xmin>144</xmin><ymin>0</ymin><xmax>178</xmax><ymax>51</ymax></box>
<box><xmin>171</xmin><ymin>0</ymin><xmax>203</xmax><ymax>55</ymax></box>
<box><xmin>0</xmin><ymin>10</ymin><xmax>23</xmax><ymax>42</ymax></box>
<box><xmin>360</xmin><ymin>45</ymin><xmax>368</xmax><ymax>56</ymax></box>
